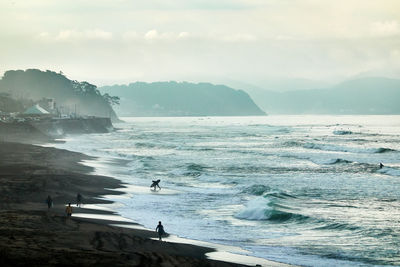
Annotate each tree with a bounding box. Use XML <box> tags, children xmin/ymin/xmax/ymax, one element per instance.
<box><xmin>102</xmin><ymin>93</ymin><xmax>120</xmax><ymax>106</ymax></box>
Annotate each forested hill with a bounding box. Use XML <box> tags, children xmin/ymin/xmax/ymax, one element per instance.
<box><xmin>0</xmin><ymin>69</ymin><xmax>119</xmax><ymax>121</ymax></box>
<box><xmin>100</xmin><ymin>81</ymin><xmax>265</xmax><ymax>117</ymax></box>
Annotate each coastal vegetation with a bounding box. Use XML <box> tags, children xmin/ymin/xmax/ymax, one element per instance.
<box><xmin>0</xmin><ymin>69</ymin><xmax>119</xmax><ymax>121</ymax></box>
<box><xmin>0</xmin><ymin>92</ymin><xmax>25</xmax><ymax>113</ymax></box>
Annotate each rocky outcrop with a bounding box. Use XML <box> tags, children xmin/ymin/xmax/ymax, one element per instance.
<box><xmin>0</xmin><ymin>118</ymin><xmax>113</xmax><ymax>143</ymax></box>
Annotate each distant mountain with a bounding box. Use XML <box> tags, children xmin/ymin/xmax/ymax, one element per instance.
<box><xmin>0</xmin><ymin>69</ymin><xmax>119</xmax><ymax>121</ymax></box>
<box><xmin>100</xmin><ymin>81</ymin><xmax>265</xmax><ymax>117</ymax></box>
<box><xmin>245</xmin><ymin>78</ymin><xmax>333</xmax><ymax>92</ymax></box>
<box><xmin>247</xmin><ymin>77</ymin><xmax>400</xmax><ymax>114</ymax></box>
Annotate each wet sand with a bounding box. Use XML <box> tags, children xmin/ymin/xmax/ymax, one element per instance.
<box><xmin>0</xmin><ymin>141</ymin><xmax>291</xmax><ymax>267</ymax></box>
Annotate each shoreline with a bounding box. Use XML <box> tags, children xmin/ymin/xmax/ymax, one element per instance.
<box><xmin>55</xmin><ymin>143</ymin><xmax>296</xmax><ymax>267</ymax></box>
<box><xmin>0</xmin><ymin>140</ymin><xmax>293</xmax><ymax>266</ymax></box>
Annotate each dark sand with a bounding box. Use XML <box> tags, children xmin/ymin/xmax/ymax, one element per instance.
<box><xmin>0</xmin><ymin>141</ymin><xmax>249</xmax><ymax>267</ymax></box>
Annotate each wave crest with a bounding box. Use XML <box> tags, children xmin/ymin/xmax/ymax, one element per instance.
<box><xmin>235</xmin><ymin>196</ymin><xmax>307</xmax><ymax>223</ymax></box>
<box><xmin>242</xmin><ymin>185</ymin><xmax>271</xmax><ymax>196</ymax></box>
<box><xmin>378</xmin><ymin>167</ymin><xmax>400</xmax><ymax>177</ymax></box>
<box><xmin>304</xmin><ymin>142</ymin><xmax>396</xmax><ymax>154</ymax></box>
<box><xmin>333</xmin><ymin>130</ymin><xmax>353</xmax><ymax>135</ymax></box>
<box><xmin>326</xmin><ymin>158</ymin><xmax>354</xmax><ymax>165</ymax></box>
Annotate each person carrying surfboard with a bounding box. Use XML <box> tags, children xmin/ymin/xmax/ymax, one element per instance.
<box><xmin>156</xmin><ymin>221</ymin><xmax>165</xmax><ymax>241</ymax></box>
<box><xmin>150</xmin><ymin>179</ymin><xmax>161</xmax><ymax>190</ymax></box>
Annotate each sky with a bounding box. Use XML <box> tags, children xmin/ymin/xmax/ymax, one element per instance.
<box><xmin>1</xmin><ymin>0</ymin><xmax>400</xmax><ymax>88</ymax></box>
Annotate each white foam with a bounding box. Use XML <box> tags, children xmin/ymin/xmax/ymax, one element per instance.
<box><xmin>73</xmin><ymin>213</ymin><xmax>135</xmax><ymax>222</ymax></box>
<box><xmin>123</xmin><ymin>184</ymin><xmax>181</xmax><ymax>195</ymax></box>
<box><xmin>207</xmin><ymin>251</ymin><xmax>293</xmax><ymax>267</ymax></box>
<box><xmin>235</xmin><ymin>197</ymin><xmax>271</xmax><ymax>220</ymax></box>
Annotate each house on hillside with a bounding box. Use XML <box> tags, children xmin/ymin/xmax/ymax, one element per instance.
<box><xmin>37</xmin><ymin>98</ymin><xmax>56</xmax><ymax>114</ymax></box>
<box><xmin>0</xmin><ymin>110</ymin><xmax>9</xmax><ymax>122</ymax></box>
<box><xmin>24</xmin><ymin>104</ymin><xmax>50</xmax><ymax>115</ymax></box>
<box><xmin>22</xmin><ymin>104</ymin><xmax>52</xmax><ymax>120</ymax></box>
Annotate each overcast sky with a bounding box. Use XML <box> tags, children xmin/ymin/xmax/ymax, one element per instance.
<box><xmin>1</xmin><ymin>0</ymin><xmax>399</xmax><ymax>87</ymax></box>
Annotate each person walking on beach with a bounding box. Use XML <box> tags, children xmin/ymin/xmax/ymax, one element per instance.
<box><xmin>45</xmin><ymin>195</ymin><xmax>53</xmax><ymax>209</ymax></box>
<box><xmin>156</xmin><ymin>221</ymin><xmax>165</xmax><ymax>241</ymax></box>
<box><xmin>65</xmin><ymin>203</ymin><xmax>73</xmax><ymax>217</ymax></box>
<box><xmin>76</xmin><ymin>193</ymin><xmax>82</xmax><ymax>207</ymax></box>
<box><xmin>150</xmin><ymin>179</ymin><xmax>161</xmax><ymax>191</ymax></box>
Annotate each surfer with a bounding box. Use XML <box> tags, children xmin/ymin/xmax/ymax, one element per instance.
<box><xmin>65</xmin><ymin>203</ymin><xmax>73</xmax><ymax>217</ymax></box>
<box><xmin>150</xmin><ymin>179</ymin><xmax>161</xmax><ymax>191</ymax></box>
<box><xmin>46</xmin><ymin>195</ymin><xmax>53</xmax><ymax>209</ymax></box>
<box><xmin>155</xmin><ymin>221</ymin><xmax>165</xmax><ymax>241</ymax></box>
<box><xmin>76</xmin><ymin>193</ymin><xmax>82</xmax><ymax>207</ymax></box>
<box><xmin>380</xmin><ymin>163</ymin><xmax>384</xmax><ymax>169</ymax></box>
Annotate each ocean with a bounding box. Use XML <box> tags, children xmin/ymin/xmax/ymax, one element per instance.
<box><xmin>55</xmin><ymin>115</ymin><xmax>400</xmax><ymax>266</ymax></box>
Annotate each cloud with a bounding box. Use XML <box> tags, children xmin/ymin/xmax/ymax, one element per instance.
<box><xmin>370</xmin><ymin>20</ymin><xmax>400</xmax><ymax>37</ymax></box>
<box><xmin>2</xmin><ymin>0</ymin><xmax>400</xmax><ymax>84</ymax></box>
<box><xmin>86</xmin><ymin>29</ymin><xmax>113</xmax><ymax>40</ymax></box>
<box><xmin>136</xmin><ymin>30</ymin><xmax>191</xmax><ymax>41</ymax></box>
<box><xmin>54</xmin><ymin>29</ymin><xmax>113</xmax><ymax>41</ymax></box>
<box><xmin>123</xmin><ymin>30</ymin><xmax>256</xmax><ymax>43</ymax></box>
<box><xmin>220</xmin><ymin>33</ymin><xmax>257</xmax><ymax>42</ymax></box>
<box><xmin>122</xmin><ymin>31</ymin><xmax>139</xmax><ymax>40</ymax></box>
<box><xmin>38</xmin><ymin>32</ymin><xmax>50</xmax><ymax>38</ymax></box>
<box><xmin>178</xmin><ymin>32</ymin><xmax>190</xmax><ymax>39</ymax></box>
<box><xmin>144</xmin><ymin>29</ymin><xmax>159</xmax><ymax>40</ymax></box>
<box><xmin>56</xmin><ymin>30</ymin><xmax>82</xmax><ymax>40</ymax></box>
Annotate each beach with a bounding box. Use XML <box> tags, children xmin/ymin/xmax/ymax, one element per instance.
<box><xmin>3</xmin><ymin>115</ymin><xmax>399</xmax><ymax>266</ymax></box>
<box><xmin>0</xmin><ymin>141</ymin><xmax>288</xmax><ymax>267</ymax></box>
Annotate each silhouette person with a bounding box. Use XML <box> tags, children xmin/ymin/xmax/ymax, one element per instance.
<box><xmin>65</xmin><ymin>203</ymin><xmax>73</xmax><ymax>217</ymax></box>
<box><xmin>76</xmin><ymin>193</ymin><xmax>82</xmax><ymax>207</ymax></box>
<box><xmin>46</xmin><ymin>195</ymin><xmax>53</xmax><ymax>209</ymax></box>
<box><xmin>380</xmin><ymin>163</ymin><xmax>384</xmax><ymax>169</ymax></box>
<box><xmin>155</xmin><ymin>221</ymin><xmax>165</xmax><ymax>241</ymax></box>
<box><xmin>150</xmin><ymin>179</ymin><xmax>161</xmax><ymax>191</ymax></box>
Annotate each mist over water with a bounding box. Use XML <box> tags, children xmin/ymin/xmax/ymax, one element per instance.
<box><xmin>56</xmin><ymin>115</ymin><xmax>400</xmax><ymax>266</ymax></box>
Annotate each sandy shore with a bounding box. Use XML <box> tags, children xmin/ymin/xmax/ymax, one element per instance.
<box><xmin>0</xmin><ymin>141</ymin><xmax>291</xmax><ymax>267</ymax></box>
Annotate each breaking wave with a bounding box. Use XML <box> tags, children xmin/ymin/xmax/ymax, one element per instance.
<box><xmin>235</xmin><ymin>196</ymin><xmax>309</xmax><ymax>222</ymax></box>
<box><xmin>242</xmin><ymin>184</ymin><xmax>271</xmax><ymax>196</ymax></box>
<box><xmin>304</xmin><ymin>142</ymin><xmax>396</xmax><ymax>154</ymax></box>
<box><xmin>235</xmin><ymin>190</ymin><xmax>306</xmax><ymax>223</ymax></box>
<box><xmin>375</xmin><ymin>147</ymin><xmax>396</xmax><ymax>153</ymax></box>
<box><xmin>186</xmin><ymin>163</ymin><xmax>208</xmax><ymax>172</ymax></box>
<box><xmin>333</xmin><ymin>130</ymin><xmax>353</xmax><ymax>135</ymax></box>
<box><xmin>325</xmin><ymin>158</ymin><xmax>354</xmax><ymax>165</ymax></box>
<box><xmin>378</xmin><ymin>167</ymin><xmax>400</xmax><ymax>177</ymax></box>
<box><xmin>313</xmin><ymin>222</ymin><xmax>361</xmax><ymax>231</ymax></box>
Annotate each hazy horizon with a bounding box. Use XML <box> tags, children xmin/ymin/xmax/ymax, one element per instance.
<box><xmin>1</xmin><ymin>0</ymin><xmax>400</xmax><ymax>89</ymax></box>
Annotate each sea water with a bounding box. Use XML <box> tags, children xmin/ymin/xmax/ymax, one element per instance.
<box><xmin>55</xmin><ymin>115</ymin><xmax>400</xmax><ymax>266</ymax></box>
